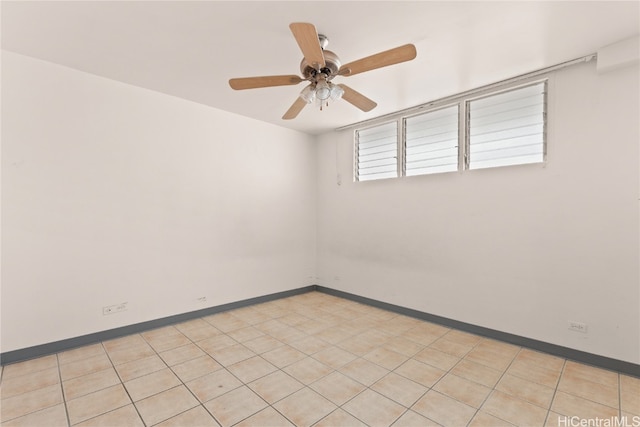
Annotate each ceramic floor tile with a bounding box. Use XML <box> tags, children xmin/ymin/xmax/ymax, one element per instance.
<box><xmin>226</xmin><ymin>326</ymin><xmax>265</xmax><ymax>344</ymax></box>
<box><xmin>58</xmin><ymin>344</ymin><xmax>106</xmax><ymax>366</ymax></box>
<box><xmin>391</xmin><ymin>409</ymin><xmax>440</xmax><ymax>427</ymax></box>
<box><xmin>469</xmin><ymin>410</ymin><xmax>516</xmax><ymax>427</ymax></box>
<box><xmin>228</xmin><ymin>307</ymin><xmax>272</xmax><ymax>325</ymax></box>
<box><xmin>59</xmin><ymin>353</ymin><xmax>112</xmax><ymax>381</ymax></box>
<box><xmin>621</xmin><ymin>374</ymin><xmax>640</xmax><ymax>415</ymax></box>
<box><xmin>102</xmin><ymin>335</ymin><xmax>147</xmax><ymax>353</ymax></box>
<box><xmin>75</xmin><ymin>404</ymin><xmax>144</xmax><ymax>427</ymax></box>
<box><xmin>0</xmin><ymin>366</ymin><xmax>60</xmax><ymax>399</ymax></box>
<box><xmin>312</xmin><ymin>326</ymin><xmax>354</xmax><ymax>344</ymax></box>
<box><xmin>295</xmin><ymin>319</ymin><xmax>332</xmax><ymax>335</ymax></box>
<box><xmin>1</xmin><ymin>355</ymin><xmax>58</xmax><ymax>380</ymax></box>
<box><xmin>172</xmin><ymin>355</ymin><xmax>222</xmax><ymax>383</ymax></box>
<box><xmin>507</xmin><ymin>358</ymin><xmax>562</xmax><ymax>389</ymax></box>
<box><xmin>273</xmin><ymin>387</ymin><xmax>337</xmax><ymax>427</ymax></box>
<box><xmin>412</xmin><ymin>390</ymin><xmax>477</xmax><ymax>426</ymax></box>
<box><xmin>186</xmin><ymin>369</ymin><xmax>243</xmax><ymax>403</ymax></box>
<box><xmin>63</xmin><ymin>367</ymin><xmax>121</xmax><ymax>401</ymax></box>
<box><xmin>394</xmin><ymin>359</ymin><xmax>445</xmax><ymax>388</ymax></box>
<box><xmin>314</xmin><ymin>408</ymin><xmax>368</xmax><ymax>427</ymax></box>
<box><xmin>450</xmin><ymin>359</ymin><xmax>503</xmax><ymax>388</ymax></box>
<box><xmin>551</xmin><ymin>391</ymin><xmax>620</xmax><ymax>419</ymax></box>
<box><xmin>363</xmin><ymin>347</ymin><xmax>409</xmax><ymax>370</ymax></box>
<box><xmin>124</xmin><ymin>367</ymin><xmax>181</xmax><ymax>401</ymax></box>
<box><xmin>343</xmin><ymin>389</ymin><xmax>406</xmax><ymax>427</ymax></box>
<box><xmin>465</xmin><ymin>344</ymin><xmax>517</xmax><ymax>372</ymax></box>
<box><xmin>0</xmin><ymin>403</ymin><xmax>68</xmax><ymax>427</ymax></box>
<box><xmin>107</xmin><ymin>344</ymin><xmax>156</xmax><ymax>366</ymax></box>
<box><xmin>412</xmin><ymin>347</ymin><xmax>460</xmax><ymax>371</ymax></box>
<box><xmin>310</xmin><ymin>371</ymin><xmax>366</xmax><ymax>405</ymax></box>
<box><xmin>312</xmin><ymin>346</ymin><xmax>358</xmax><ymax>369</ymax></box>
<box><xmin>227</xmin><ymin>356</ymin><xmax>277</xmax><ymax>383</ymax></box>
<box><xmin>428</xmin><ymin>337</ymin><xmax>474</xmax><ymax>358</ymax></box>
<box><xmin>205</xmin><ymin>313</ymin><xmax>250</xmax><ymax>333</ymax></box>
<box><xmin>182</xmin><ymin>325</ymin><xmax>223</xmax><ymax>342</ymax></box>
<box><xmin>114</xmin><ymin>354</ymin><xmax>166</xmax><ymax>382</ymax></box>
<box><xmin>197</xmin><ymin>335</ymin><xmax>238</xmax><ymax>354</ymax></box>
<box><xmin>248</xmin><ymin>370</ymin><xmax>304</xmax><ymax>404</ymax></box>
<box><xmin>145</xmin><ymin>333</ymin><xmax>192</xmax><ymax>353</ymax></box>
<box><xmin>433</xmin><ymin>373</ymin><xmax>492</xmax><ymax>408</ymax></box>
<box><xmin>208</xmin><ymin>343</ymin><xmax>255</xmax><ymax>366</ymax></box>
<box><xmin>204</xmin><ymin>385</ymin><xmax>267</xmax><ymax>427</ymax></box>
<box><xmin>135</xmin><ymin>385</ymin><xmax>199</xmax><ymax>426</ymax></box>
<box><xmin>400</xmin><ymin>328</ymin><xmax>443</xmax><ymax>347</ymax></box>
<box><xmin>261</xmin><ymin>345</ymin><xmax>308</xmax><ymax>369</ymax></box>
<box><xmin>339</xmin><ymin>357</ymin><xmax>389</xmax><ymax>387</ymax></box>
<box><xmin>514</xmin><ymin>349</ymin><xmax>564</xmax><ymax>372</ymax></box>
<box><xmin>66</xmin><ymin>384</ymin><xmax>131</xmax><ymax>425</ymax></box>
<box><xmin>235</xmin><ymin>407</ymin><xmax>294</xmax><ymax>427</ymax></box>
<box><xmin>558</xmin><ymin>372</ymin><xmax>619</xmax><ymax>409</ymax></box>
<box><xmin>383</xmin><ymin>336</ymin><xmax>425</xmax><ymax>357</ymax></box>
<box><xmin>371</xmin><ymin>372</ymin><xmax>428</xmax><ymax>407</ymax></box>
<box><xmin>155</xmin><ymin>406</ymin><xmax>221</xmax><ymax>427</ymax></box>
<box><xmin>4</xmin><ymin>291</ymin><xmax>637</xmax><ymax>427</ymax></box>
<box><xmin>441</xmin><ymin>329</ymin><xmax>483</xmax><ymax>347</ymax></box>
<box><xmin>175</xmin><ymin>318</ymin><xmax>211</xmax><ymax>332</ymax></box>
<box><xmin>289</xmin><ymin>336</ymin><xmax>331</xmax><ymax>355</ymax></box>
<box><xmin>283</xmin><ymin>357</ymin><xmax>333</xmax><ymax>385</ymax></box>
<box><xmin>242</xmin><ymin>335</ymin><xmax>284</xmax><ymax>354</ymax></box>
<box><xmin>562</xmin><ymin>361</ymin><xmax>619</xmax><ymax>389</ymax></box>
<box><xmin>481</xmin><ymin>390</ymin><xmax>549</xmax><ymax>426</ymax></box>
<box><xmin>337</xmin><ymin>335</ymin><xmax>380</xmax><ymax>356</ymax></box>
<box><xmin>496</xmin><ymin>373</ymin><xmax>556</xmax><ymax>409</ymax></box>
<box><xmin>159</xmin><ymin>343</ymin><xmax>206</xmax><ymax>366</ymax></box>
<box><xmin>1</xmin><ymin>383</ymin><xmax>63</xmax><ymax>423</ymax></box>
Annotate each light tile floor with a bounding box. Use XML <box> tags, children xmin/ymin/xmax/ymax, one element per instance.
<box><xmin>1</xmin><ymin>292</ymin><xmax>638</xmax><ymax>426</ymax></box>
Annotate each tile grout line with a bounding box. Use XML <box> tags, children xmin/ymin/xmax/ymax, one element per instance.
<box><xmin>55</xmin><ymin>353</ymin><xmax>72</xmax><ymax>427</ymax></box>
<box><xmin>100</xmin><ymin>339</ymin><xmax>149</xmax><ymax>427</ymax></box>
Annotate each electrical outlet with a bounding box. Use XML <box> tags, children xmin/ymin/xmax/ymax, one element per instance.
<box><xmin>103</xmin><ymin>302</ymin><xmax>128</xmax><ymax>315</ymax></box>
<box><xmin>196</xmin><ymin>296</ymin><xmax>207</xmax><ymax>303</ymax></box>
<box><xmin>568</xmin><ymin>321</ymin><xmax>588</xmax><ymax>334</ymax></box>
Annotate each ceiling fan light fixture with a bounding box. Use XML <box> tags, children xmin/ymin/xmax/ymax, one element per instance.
<box><xmin>315</xmin><ymin>79</ymin><xmax>332</xmax><ymax>101</ymax></box>
<box><xmin>300</xmin><ymin>84</ymin><xmax>316</xmax><ymax>103</ymax></box>
<box><xmin>329</xmin><ymin>83</ymin><xmax>344</xmax><ymax>101</ymax></box>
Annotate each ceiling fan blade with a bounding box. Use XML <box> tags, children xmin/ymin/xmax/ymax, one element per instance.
<box><xmin>338</xmin><ymin>84</ymin><xmax>377</xmax><ymax>112</ymax></box>
<box><xmin>282</xmin><ymin>97</ymin><xmax>308</xmax><ymax>120</ymax></box>
<box><xmin>289</xmin><ymin>22</ymin><xmax>325</xmax><ymax>69</ymax></box>
<box><xmin>229</xmin><ymin>75</ymin><xmax>303</xmax><ymax>90</ymax></box>
<box><xmin>339</xmin><ymin>44</ymin><xmax>417</xmax><ymax>77</ymax></box>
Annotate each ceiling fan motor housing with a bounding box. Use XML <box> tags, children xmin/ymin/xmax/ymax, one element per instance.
<box><xmin>300</xmin><ymin>50</ymin><xmax>341</xmax><ymax>80</ymax></box>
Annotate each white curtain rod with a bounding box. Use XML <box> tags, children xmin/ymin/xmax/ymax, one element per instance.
<box><xmin>334</xmin><ymin>53</ymin><xmax>597</xmax><ymax>132</ymax></box>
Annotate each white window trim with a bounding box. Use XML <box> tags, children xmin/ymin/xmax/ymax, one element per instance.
<box><xmin>354</xmin><ymin>76</ymin><xmax>551</xmax><ymax>182</ymax></box>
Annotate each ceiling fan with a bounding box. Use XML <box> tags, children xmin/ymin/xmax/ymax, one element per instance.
<box><xmin>228</xmin><ymin>22</ymin><xmax>417</xmax><ymax>120</ymax></box>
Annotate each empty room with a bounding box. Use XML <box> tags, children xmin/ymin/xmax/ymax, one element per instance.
<box><xmin>1</xmin><ymin>1</ymin><xmax>639</xmax><ymax>426</ymax></box>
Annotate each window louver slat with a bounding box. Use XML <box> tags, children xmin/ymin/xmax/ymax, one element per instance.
<box><xmin>356</xmin><ymin>122</ymin><xmax>398</xmax><ymax>181</ymax></box>
<box><xmin>405</xmin><ymin>106</ymin><xmax>459</xmax><ymax>176</ymax></box>
<box><xmin>468</xmin><ymin>83</ymin><xmax>545</xmax><ymax>170</ymax></box>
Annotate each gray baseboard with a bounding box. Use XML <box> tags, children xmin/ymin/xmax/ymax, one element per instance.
<box><xmin>3</xmin><ymin>284</ymin><xmax>638</xmax><ymax>378</ymax></box>
<box><xmin>316</xmin><ymin>286</ymin><xmax>640</xmax><ymax>378</ymax></box>
<box><xmin>0</xmin><ymin>285</ymin><xmax>315</xmax><ymax>366</ymax></box>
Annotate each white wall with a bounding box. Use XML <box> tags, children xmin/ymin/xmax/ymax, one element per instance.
<box><xmin>316</xmin><ymin>60</ymin><xmax>640</xmax><ymax>364</ymax></box>
<box><xmin>1</xmin><ymin>51</ymin><xmax>317</xmax><ymax>353</ymax></box>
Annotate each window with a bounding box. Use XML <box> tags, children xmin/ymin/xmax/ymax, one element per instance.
<box><xmin>405</xmin><ymin>105</ymin><xmax>459</xmax><ymax>176</ymax></box>
<box><xmin>354</xmin><ymin>80</ymin><xmax>547</xmax><ymax>181</ymax></box>
<box><xmin>355</xmin><ymin>121</ymin><xmax>398</xmax><ymax>181</ymax></box>
<box><xmin>467</xmin><ymin>82</ymin><xmax>546</xmax><ymax>169</ymax></box>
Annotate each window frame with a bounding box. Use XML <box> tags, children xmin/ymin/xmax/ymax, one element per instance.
<box><xmin>354</xmin><ymin>78</ymin><xmax>548</xmax><ymax>182</ymax></box>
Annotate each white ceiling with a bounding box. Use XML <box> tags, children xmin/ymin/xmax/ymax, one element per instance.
<box><xmin>2</xmin><ymin>1</ymin><xmax>639</xmax><ymax>135</ymax></box>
